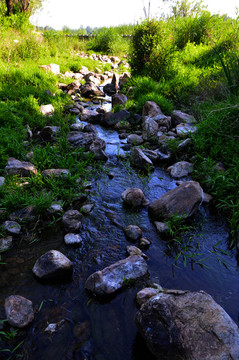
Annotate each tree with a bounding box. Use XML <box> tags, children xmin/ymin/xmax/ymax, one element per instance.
<box><xmin>4</xmin><ymin>0</ymin><xmax>41</xmax><ymax>15</ymax></box>
<box><xmin>163</xmin><ymin>0</ymin><xmax>206</xmax><ymax>18</ymax></box>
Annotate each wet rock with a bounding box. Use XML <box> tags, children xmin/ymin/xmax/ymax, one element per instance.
<box><xmin>89</xmin><ymin>139</ymin><xmax>108</xmax><ymax>161</ymax></box>
<box><xmin>148</xmin><ymin>181</ymin><xmax>203</xmax><ymax>220</ymax></box>
<box><xmin>102</xmin><ymin>110</ymin><xmax>130</xmax><ymax>127</ymax></box>
<box><xmin>0</xmin><ymin>236</ymin><xmax>13</xmax><ymax>251</ymax></box>
<box><xmin>64</xmin><ymin>233</ymin><xmax>83</xmax><ymax>245</ymax></box>
<box><xmin>135</xmin><ymin>290</ymin><xmax>239</xmax><ymax>360</ymax></box>
<box><xmin>9</xmin><ymin>205</ymin><xmax>36</xmax><ymax>223</ymax></box>
<box><xmin>62</xmin><ymin>209</ymin><xmax>82</xmax><ymax>232</ymax></box>
<box><xmin>167</xmin><ymin>161</ymin><xmax>193</xmax><ymax>178</ymax></box>
<box><xmin>154</xmin><ymin>221</ymin><xmax>170</xmax><ymax>235</ymax></box>
<box><xmin>3</xmin><ymin>220</ymin><xmax>21</xmax><ymax>235</ymax></box>
<box><xmin>5</xmin><ymin>158</ymin><xmax>37</xmax><ymax>177</ymax></box>
<box><xmin>32</xmin><ymin>250</ymin><xmax>73</xmax><ymax>280</ymax></box>
<box><xmin>44</xmin><ymin>319</ymin><xmax>65</xmax><ymax>334</ymax></box>
<box><xmin>47</xmin><ymin>203</ymin><xmax>63</xmax><ymax>215</ymax></box>
<box><xmin>67</xmin><ymin>132</ymin><xmax>96</xmax><ymax>150</ymax></box>
<box><xmin>142</xmin><ymin>116</ymin><xmax>159</xmax><ymax>142</ymax></box>
<box><xmin>130</xmin><ymin>147</ymin><xmax>154</xmax><ymax>171</ymax></box>
<box><xmin>80</xmin><ymin>203</ymin><xmax>95</xmax><ymax>214</ymax></box>
<box><xmin>124</xmin><ymin>225</ymin><xmax>143</xmax><ymax>241</ymax></box>
<box><xmin>127</xmin><ymin>134</ymin><xmax>144</xmax><ymax>145</ymax></box>
<box><xmin>136</xmin><ymin>287</ymin><xmax>162</xmax><ymax>307</ymax></box>
<box><xmin>126</xmin><ymin>245</ymin><xmax>148</xmax><ymax>260</ymax></box>
<box><xmin>176</xmin><ymin>123</ymin><xmax>197</xmax><ymax>138</ymax></box>
<box><xmin>139</xmin><ymin>237</ymin><xmax>152</xmax><ymax>248</ymax></box>
<box><xmin>103</xmin><ymin>83</ymin><xmax>116</xmax><ymax>96</ymax></box>
<box><xmin>38</xmin><ymin>126</ymin><xmax>60</xmax><ymax>142</ymax></box>
<box><xmin>171</xmin><ymin>110</ymin><xmax>197</xmax><ymax>127</ymax></box>
<box><xmin>85</xmin><ymin>255</ymin><xmax>148</xmax><ymax>297</ymax></box>
<box><xmin>142</xmin><ymin>101</ymin><xmax>164</xmax><ymax>118</ymax></box>
<box><xmin>42</xmin><ymin>169</ymin><xmax>70</xmax><ymax>178</ymax></box>
<box><xmin>40</xmin><ymin>104</ymin><xmax>54</xmax><ymax>115</ymax></box>
<box><xmin>121</xmin><ymin>188</ymin><xmax>149</xmax><ymax>208</ymax></box>
<box><xmin>81</xmin><ymin>82</ymin><xmax>104</xmax><ymax>97</ymax></box>
<box><xmin>141</xmin><ymin>149</ymin><xmax>158</xmax><ymax>163</ymax></box>
<box><xmin>5</xmin><ymin>295</ymin><xmax>34</xmax><ymax>328</ymax></box>
<box><xmin>70</xmin><ymin>123</ymin><xmax>84</xmax><ymax>131</ymax></box>
<box><xmin>112</xmin><ymin>93</ymin><xmax>127</xmax><ymax>107</ymax></box>
<box><xmin>83</xmin><ymin>123</ymin><xmax>98</xmax><ymax>134</ymax></box>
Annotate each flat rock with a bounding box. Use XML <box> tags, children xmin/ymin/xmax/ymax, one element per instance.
<box><xmin>42</xmin><ymin>169</ymin><xmax>70</xmax><ymax>178</ymax></box>
<box><xmin>85</xmin><ymin>255</ymin><xmax>148</xmax><ymax>297</ymax></box>
<box><xmin>171</xmin><ymin>110</ymin><xmax>196</xmax><ymax>126</ymax></box>
<box><xmin>32</xmin><ymin>250</ymin><xmax>73</xmax><ymax>280</ymax></box>
<box><xmin>67</xmin><ymin>132</ymin><xmax>97</xmax><ymax>150</ymax></box>
<box><xmin>167</xmin><ymin>161</ymin><xmax>193</xmax><ymax>178</ymax></box>
<box><xmin>5</xmin><ymin>295</ymin><xmax>34</xmax><ymax>328</ymax></box>
<box><xmin>121</xmin><ymin>188</ymin><xmax>149</xmax><ymax>208</ymax></box>
<box><xmin>3</xmin><ymin>220</ymin><xmax>21</xmax><ymax>235</ymax></box>
<box><xmin>135</xmin><ymin>290</ymin><xmax>239</xmax><ymax>360</ymax></box>
<box><xmin>64</xmin><ymin>233</ymin><xmax>83</xmax><ymax>245</ymax></box>
<box><xmin>148</xmin><ymin>181</ymin><xmax>203</xmax><ymax>220</ymax></box>
<box><xmin>5</xmin><ymin>158</ymin><xmax>37</xmax><ymax>177</ymax></box>
<box><xmin>62</xmin><ymin>209</ymin><xmax>82</xmax><ymax>232</ymax></box>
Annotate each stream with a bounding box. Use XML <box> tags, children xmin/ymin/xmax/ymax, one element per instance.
<box><xmin>1</xmin><ymin>99</ymin><xmax>239</xmax><ymax>360</ymax></box>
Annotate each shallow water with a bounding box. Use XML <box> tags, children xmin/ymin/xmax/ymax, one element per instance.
<box><xmin>1</xmin><ymin>114</ymin><xmax>239</xmax><ymax>360</ymax></box>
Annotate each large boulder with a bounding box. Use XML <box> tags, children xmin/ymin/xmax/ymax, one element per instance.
<box><xmin>142</xmin><ymin>101</ymin><xmax>164</xmax><ymax>118</ymax></box>
<box><xmin>5</xmin><ymin>295</ymin><xmax>34</xmax><ymax>328</ymax></box>
<box><xmin>130</xmin><ymin>147</ymin><xmax>154</xmax><ymax>171</ymax></box>
<box><xmin>102</xmin><ymin>110</ymin><xmax>130</xmax><ymax>127</ymax></box>
<box><xmin>81</xmin><ymin>82</ymin><xmax>104</xmax><ymax>97</ymax></box>
<box><xmin>67</xmin><ymin>132</ymin><xmax>100</xmax><ymax>151</ymax></box>
<box><xmin>112</xmin><ymin>93</ymin><xmax>127</xmax><ymax>108</ymax></box>
<box><xmin>148</xmin><ymin>181</ymin><xmax>203</xmax><ymax>220</ymax></box>
<box><xmin>171</xmin><ymin>110</ymin><xmax>196</xmax><ymax>127</ymax></box>
<box><xmin>5</xmin><ymin>158</ymin><xmax>37</xmax><ymax>177</ymax></box>
<box><xmin>32</xmin><ymin>250</ymin><xmax>73</xmax><ymax>280</ymax></box>
<box><xmin>135</xmin><ymin>289</ymin><xmax>239</xmax><ymax>360</ymax></box>
<box><xmin>85</xmin><ymin>255</ymin><xmax>148</xmax><ymax>297</ymax></box>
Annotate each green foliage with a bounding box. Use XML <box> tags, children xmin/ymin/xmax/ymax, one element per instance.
<box><xmin>87</xmin><ymin>27</ymin><xmax>129</xmax><ymax>55</ymax></box>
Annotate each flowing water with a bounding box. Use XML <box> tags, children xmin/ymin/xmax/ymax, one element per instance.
<box><xmin>1</xmin><ymin>103</ymin><xmax>239</xmax><ymax>359</ymax></box>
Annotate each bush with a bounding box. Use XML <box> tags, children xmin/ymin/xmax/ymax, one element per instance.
<box><xmin>87</xmin><ymin>27</ymin><xmax>128</xmax><ymax>54</ymax></box>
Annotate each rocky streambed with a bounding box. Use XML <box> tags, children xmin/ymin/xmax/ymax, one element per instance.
<box><xmin>1</xmin><ymin>59</ymin><xmax>239</xmax><ymax>360</ymax></box>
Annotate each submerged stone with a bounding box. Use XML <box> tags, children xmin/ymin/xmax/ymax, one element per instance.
<box><xmin>5</xmin><ymin>295</ymin><xmax>34</xmax><ymax>328</ymax></box>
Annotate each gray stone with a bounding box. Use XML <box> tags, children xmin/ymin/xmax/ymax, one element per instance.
<box><xmin>135</xmin><ymin>290</ymin><xmax>239</xmax><ymax>360</ymax></box>
<box><xmin>124</xmin><ymin>225</ymin><xmax>143</xmax><ymax>241</ymax></box>
<box><xmin>141</xmin><ymin>149</ymin><xmax>158</xmax><ymax>163</ymax></box>
<box><xmin>0</xmin><ymin>177</ymin><xmax>5</xmax><ymax>186</ymax></box>
<box><xmin>40</xmin><ymin>104</ymin><xmax>54</xmax><ymax>115</ymax></box>
<box><xmin>142</xmin><ymin>116</ymin><xmax>159</xmax><ymax>142</ymax></box>
<box><xmin>3</xmin><ymin>221</ymin><xmax>21</xmax><ymax>235</ymax></box>
<box><xmin>47</xmin><ymin>203</ymin><xmax>63</xmax><ymax>215</ymax></box>
<box><xmin>126</xmin><ymin>245</ymin><xmax>148</xmax><ymax>259</ymax></box>
<box><xmin>5</xmin><ymin>158</ymin><xmax>37</xmax><ymax>177</ymax></box>
<box><xmin>42</xmin><ymin>169</ymin><xmax>70</xmax><ymax>178</ymax></box>
<box><xmin>81</xmin><ymin>82</ymin><xmax>104</xmax><ymax>97</ymax></box>
<box><xmin>153</xmin><ymin>115</ymin><xmax>171</xmax><ymax>130</ymax></box>
<box><xmin>83</xmin><ymin>124</ymin><xmax>98</xmax><ymax>134</ymax></box>
<box><xmin>62</xmin><ymin>209</ymin><xmax>82</xmax><ymax>232</ymax></box>
<box><xmin>148</xmin><ymin>181</ymin><xmax>203</xmax><ymax>220</ymax></box>
<box><xmin>85</xmin><ymin>255</ymin><xmax>148</xmax><ymax>296</ymax></box>
<box><xmin>32</xmin><ymin>250</ymin><xmax>73</xmax><ymax>280</ymax></box>
<box><xmin>0</xmin><ymin>236</ymin><xmax>13</xmax><ymax>251</ymax></box>
<box><xmin>139</xmin><ymin>238</ymin><xmax>152</xmax><ymax>248</ymax></box>
<box><xmin>154</xmin><ymin>221</ymin><xmax>170</xmax><ymax>235</ymax></box>
<box><xmin>102</xmin><ymin>110</ymin><xmax>130</xmax><ymax>127</ymax></box>
<box><xmin>136</xmin><ymin>287</ymin><xmax>162</xmax><ymax>307</ymax></box>
<box><xmin>142</xmin><ymin>101</ymin><xmax>164</xmax><ymax>118</ymax></box>
<box><xmin>39</xmin><ymin>126</ymin><xmax>60</xmax><ymax>142</ymax></box>
<box><xmin>80</xmin><ymin>203</ymin><xmax>95</xmax><ymax>214</ymax></box>
<box><xmin>167</xmin><ymin>161</ymin><xmax>193</xmax><ymax>178</ymax></box>
<box><xmin>130</xmin><ymin>147</ymin><xmax>154</xmax><ymax>171</ymax></box>
<box><xmin>70</xmin><ymin>123</ymin><xmax>84</xmax><ymax>131</ymax></box>
<box><xmin>89</xmin><ymin>139</ymin><xmax>108</xmax><ymax>161</ymax></box>
<box><xmin>121</xmin><ymin>188</ymin><xmax>149</xmax><ymax>208</ymax></box>
<box><xmin>177</xmin><ymin>138</ymin><xmax>192</xmax><ymax>151</ymax></box>
<box><xmin>67</xmin><ymin>132</ymin><xmax>96</xmax><ymax>150</ymax></box>
<box><xmin>171</xmin><ymin>110</ymin><xmax>197</xmax><ymax>126</ymax></box>
<box><xmin>9</xmin><ymin>206</ymin><xmax>36</xmax><ymax>223</ymax></box>
<box><xmin>127</xmin><ymin>134</ymin><xmax>144</xmax><ymax>145</ymax></box>
<box><xmin>64</xmin><ymin>233</ymin><xmax>83</xmax><ymax>245</ymax></box>
<box><xmin>112</xmin><ymin>93</ymin><xmax>127</xmax><ymax>107</ymax></box>
<box><xmin>5</xmin><ymin>295</ymin><xmax>34</xmax><ymax>328</ymax></box>
<box><xmin>176</xmin><ymin>123</ymin><xmax>197</xmax><ymax>138</ymax></box>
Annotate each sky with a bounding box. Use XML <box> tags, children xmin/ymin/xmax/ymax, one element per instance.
<box><xmin>30</xmin><ymin>0</ymin><xmax>239</xmax><ymax>30</ymax></box>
